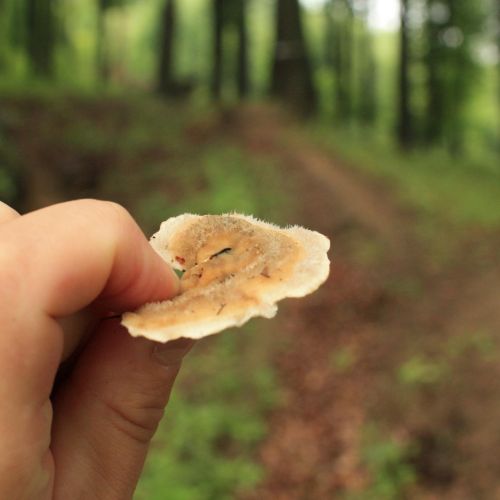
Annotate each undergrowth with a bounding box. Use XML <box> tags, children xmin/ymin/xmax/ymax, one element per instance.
<box><xmin>309</xmin><ymin>124</ymin><xmax>500</xmax><ymax>230</ymax></box>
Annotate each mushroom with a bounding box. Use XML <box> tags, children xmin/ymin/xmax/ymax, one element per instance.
<box><xmin>121</xmin><ymin>213</ymin><xmax>330</xmax><ymax>342</ymax></box>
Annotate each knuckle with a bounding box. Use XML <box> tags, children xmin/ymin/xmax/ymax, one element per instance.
<box><xmin>77</xmin><ymin>199</ymin><xmax>131</xmax><ymax>221</ymax></box>
<box><xmin>73</xmin><ymin>199</ymin><xmax>136</xmax><ymax>233</ymax></box>
<box><xmin>104</xmin><ymin>398</ymin><xmax>165</xmax><ymax>445</ymax></box>
<box><xmin>99</xmin><ymin>200</ymin><xmax>131</xmax><ymax>220</ymax></box>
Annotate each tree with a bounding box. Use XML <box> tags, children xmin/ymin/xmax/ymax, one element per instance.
<box><xmin>236</xmin><ymin>0</ymin><xmax>249</xmax><ymax>98</ymax></box>
<box><xmin>397</xmin><ymin>0</ymin><xmax>414</xmax><ymax>149</ymax></box>
<box><xmin>357</xmin><ymin>0</ymin><xmax>377</xmax><ymax>125</ymax></box>
<box><xmin>96</xmin><ymin>0</ymin><xmax>130</xmax><ymax>85</ymax></box>
<box><xmin>211</xmin><ymin>0</ymin><xmax>249</xmax><ymax>100</ymax></box>
<box><xmin>26</xmin><ymin>0</ymin><xmax>55</xmax><ymax>78</ymax></box>
<box><xmin>424</xmin><ymin>0</ymin><xmax>485</xmax><ymax>154</ymax></box>
<box><xmin>324</xmin><ymin>0</ymin><xmax>354</xmax><ymax>122</ymax></box>
<box><xmin>211</xmin><ymin>0</ymin><xmax>224</xmax><ymax>99</ymax></box>
<box><xmin>271</xmin><ymin>0</ymin><xmax>317</xmax><ymax>115</ymax></box>
<box><xmin>496</xmin><ymin>0</ymin><xmax>500</xmax><ymax>141</ymax></box>
<box><xmin>0</xmin><ymin>0</ymin><xmax>7</xmax><ymax>72</ymax></box>
<box><xmin>157</xmin><ymin>0</ymin><xmax>176</xmax><ymax>96</ymax></box>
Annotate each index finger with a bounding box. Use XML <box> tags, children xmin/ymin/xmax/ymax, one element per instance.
<box><xmin>0</xmin><ymin>198</ymin><xmax>178</xmax><ymax>411</ymax></box>
<box><xmin>0</xmin><ymin>201</ymin><xmax>20</xmax><ymax>224</ymax></box>
<box><xmin>0</xmin><ymin>199</ymin><xmax>180</xmax><ymax>498</ymax></box>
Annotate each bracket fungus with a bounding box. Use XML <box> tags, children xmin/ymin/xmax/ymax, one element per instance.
<box><xmin>122</xmin><ymin>213</ymin><xmax>330</xmax><ymax>342</ymax></box>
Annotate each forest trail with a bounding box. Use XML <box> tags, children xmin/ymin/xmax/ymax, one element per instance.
<box><xmin>223</xmin><ymin>106</ymin><xmax>500</xmax><ymax>499</ymax></box>
<box><xmin>226</xmin><ymin>106</ymin><xmax>408</xmax><ymax>249</ymax></box>
<box><xmin>227</xmin><ymin>104</ymin><xmax>500</xmax><ymax>340</ymax></box>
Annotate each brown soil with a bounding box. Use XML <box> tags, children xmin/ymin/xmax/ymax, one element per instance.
<box><xmin>224</xmin><ymin>106</ymin><xmax>500</xmax><ymax>499</ymax></box>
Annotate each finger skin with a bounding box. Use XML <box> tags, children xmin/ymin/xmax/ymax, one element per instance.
<box><xmin>52</xmin><ymin>321</ymin><xmax>194</xmax><ymax>500</ymax></box>
<box><xmin>0</xmin><ymin>199</ymin><xmax>180</xmax><ymax>499</ymax></box>
<box><xmin>0</xmin><ymin>201</ymin><xmax>20</xmax><ymax>224</ymax></box>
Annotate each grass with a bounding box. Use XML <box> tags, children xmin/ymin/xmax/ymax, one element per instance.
<box><xmin>309</xmin><ymin>124</ymin><xmax>500</xmax><ymax>230</ymax></box>
<box><xmin>135</xmin><ymin>325</ymin><xmax>280</xmax><ymax>500</ymax></box>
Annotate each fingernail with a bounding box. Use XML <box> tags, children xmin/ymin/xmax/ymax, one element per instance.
<box><xmin>152</xmin><ymin>338</ymin><xmax>195</xmax><ymax>366</ymax></box>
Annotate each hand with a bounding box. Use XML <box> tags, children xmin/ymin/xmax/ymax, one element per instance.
<box><xmin>0</xmin><ymin>199</ymin><xmax>193</xmax><ymax>499</ymax></box>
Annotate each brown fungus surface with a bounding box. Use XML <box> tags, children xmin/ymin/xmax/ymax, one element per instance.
<box><xmin>122</xmin><ymin>214</ymin><xmax>330</xmax><ymax>342</ymax></box>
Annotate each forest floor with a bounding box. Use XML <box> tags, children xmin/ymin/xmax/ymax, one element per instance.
<box><xmin>2</xmin><ymin>96</ymin><xmax>500</xmax><ymax>499</ymax></box>
<box><xmin>221</xmin><ymin>106</ymin><xmax>500</xmax><ymax>499</ymax></box>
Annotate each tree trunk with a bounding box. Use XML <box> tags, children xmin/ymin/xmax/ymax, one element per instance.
<box><xmin>211</xmin><ymin>0</ymin><xmax>224</xmax><ymax>100</ymax></box>
<box><xmin>326</xmin><ymin>0</ymin><xmax>353</xmax><ymax>122</ymax></box>
<box><xmin>96</xmin><ymin>0</ymin><xmax>109</xmax><ymax>84</ymax></box>
<box><xmin>446</xmin><ymin>0</ymin><xmax>465</xmax><ymax>155</ymax></box>
<box><xmin>397</xmin><ymin>0</ymin><xmax>413</xmax><ymax>149</ymax></box>
<box><xmin>26</xmin><ymin>0</ymin><xmax>55</xmax><ymax>78</ymax></box>
<box><xmin>338</xmin><ymin>1</ymin><xmax>353</xmax><ymax>121</ymax></box>
<box><xmin>157</xmin><ymin>0</ymin><xmax>175</xmax><ymax>96</ymax></box>
<box><xmin>359</xmin><ymin>32</ymin><xmax>377</xmax><ymax>124</ymax></box>
<box><xmin>271</xmin><ymin>0</ymin><xmax>317</xmax><ymax>116</ymax></box>
<box><xmin>0</xmin><ymin>0</ymin><xmax>7</xmax><ymax>72</ymax></box>
<box><xmin>358</xmin><ymin>0</ymin><xmax>377</xmax><ymax>125</ymax></box>
<box><xmin>236</xmin><ymin>0</ymin><xmax>249</xmax><ymax>98</ymax></box>
<box><xmin>424</xmin><ymin>0</ymin><xmax>445</xmax><ymax>145</ymax></box>
<box><xmin>497</xmin><ymin>0</ymin><xmax>500</xmax><ymax>147</ymax></box>
<box><xmin>323</xmin><ymin>0</ymin><xmax>335</xmax><ymax>69</ymax></box>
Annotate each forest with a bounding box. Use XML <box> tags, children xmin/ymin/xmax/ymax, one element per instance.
<box><xmin>1</xmin><ymin>0</ymin><xmax>500</xmax><ymax>499</ymax></box>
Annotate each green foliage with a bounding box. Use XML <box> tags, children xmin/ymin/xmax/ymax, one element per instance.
<box><xmin>0</xmin><ymin>0</ymin><xmax>497</xmax><ymax>158</ymax></box>
<box><xmin>330</xmin><ymin>345</ymin><xmax>357</xmax><ymax>373</ymax></box>
<box><xmin>310</xmin><ymin>124</ymin><xmax>500</xmax><ymax>230</ymax></box>
<box><xmin>347</xmin><ymin>426</ymin><xmax>416</xmax><ymax>500</ymax></box>
<box><xmin>135</xmin><ymin>328</ymin><xmax>279</xmax><ymax>500</ymax></box>
<box><xmin>398</xmin><ymin>355</ymin><xmax>448</xmax><ymax>387</ymax></box>
<box><xmin>134</xmin><ymin>143</ymin><xmax>289</xmax><ymax>232</ymax></box>
<box><xmin>446</xmin><ymin>330</ymin><xmax>497</xmax><ymax>361</ymax></box>
<box><xmin>422</xmin><ymin>0</ymin><xmax>489</xmax><ymax>151</ymax></box>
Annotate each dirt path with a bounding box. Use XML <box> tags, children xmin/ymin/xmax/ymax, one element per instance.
<box><xmin>225</xmin><ymin>106</ymin><xmax>500</xmax><ymax>499</ymax></box>
<box><xmin>227</xmin><ymin>106</ymin><xmax>412</xmax><ymax>248</ymax></box>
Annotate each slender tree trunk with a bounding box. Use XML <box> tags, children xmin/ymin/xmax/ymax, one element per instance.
<box><xmin>331</xmin><ymin>2</ymin><xmax>345</xmax><ymax>119</ymax></box>
<box><xmin>157</xmin><ymin>0</ymin><xmax>175</xmax><ymax>96</ymax></box>
<box><xmin>0</xmin><ymin>0</ymin><xmax>7</xmax><ymax>72</ymax></box>
<box><xmin>211</xmin><ymin>0</ymin><xmax>224</xmax><ymax>100</ymax></box>
<box><xmin>324</xmin><ymin>0</ymin><xmax>335</xmax><ymax>69</ymax></box>
<box><xmin>236</xmin><ymin>0</ymin><xmax>249</xmax><ymax>98</ymax></box>
<box><xmin>338</xmin><ymin>2</ymin><xmax>353</xmax><ymax>121</ymax></box>
<box><xmin>327</xmin><ymin>0</ymin><xmax>353</xmax><ymax>122</ymax></box>
<box><xmin>26</xmin><ymin>0</ymin><xmax>55</xmax><ymax>78</ymax></box>
<box><xmin>446</xmin><ymin>0</ymin><xmax>464</xmax><ymax>156</ymax></box>
<box><xmin>397</xmin><ymin>0</ymin><xmax>413</xmax><ymax>149</ymax></box>
<box><xmin>358</xmin><ymin>0</ymin><xmax>377</xmax><ymax>125</ymax></box>
<box><xmin>359</xmin><ymin>34</ymin><xmax>377</xmax><ymax>124</ymax></box>
<box><xmin>96</xmin><ymin>0</ymin><xmax>109</xmax><ymax>84</ymax></box>
<box><xmin>271</xmin><ymin>0</ymin><xmax>317</xmax><ymax>115</ymax></box>
<box><xmin>424</xmin><ymin>0</ymin><xmax>445</xmax><ymax>145</ymax></box>
<box><xmin>497</xmin><ymin>0</ymin><xmax>500</xmax><ymax>147</ymax></box>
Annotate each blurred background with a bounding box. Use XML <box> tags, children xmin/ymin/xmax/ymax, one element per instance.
<box><xmin>1</xmin><ymin>0</ymin><xmax>499</xmax><ymax>498</ymax></box>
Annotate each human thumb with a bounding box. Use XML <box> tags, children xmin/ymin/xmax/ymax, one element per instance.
<box><xmin>51</xmin><ymin>319</ymin><xmax>194</xmax><ymax>499</ymax></box>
